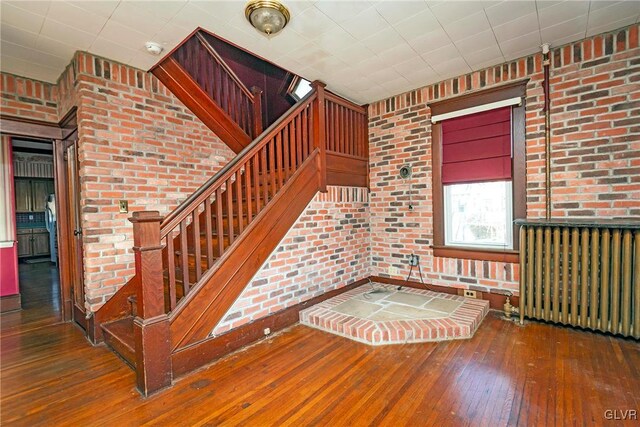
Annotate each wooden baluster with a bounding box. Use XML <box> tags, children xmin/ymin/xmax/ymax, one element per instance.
<box><xmin>312</xmin><ymin>81</ymin><xmax>327</xmax><ymax>191</ymax></box>
<box><xmin>261</xmin><ymin>146</ymin><xmax>268</xmax><ymax>203</ymax></box>
<box><xmin>204</xmin><ymin>199</ymin><xmax>213</xmax><ymax>269</ymax></box>
<box><xmin>251</xmin><ymin>86</ymin><xmax>264</xmax><ymax>139</ymax></box>
<box><xmin>276</xmin><ymin>132</ymin><xmax>284</xmax><ymax>190</ymax></box>
<box><xmin>192</xmin><ymin>210</ymin><xmax>202</xmax><ymax>282</ymax></box>
<box><xmin>252</xmin><ymin>155</ymin><xmax>261</xmax><ymax>214</ymax></box>
<box><xmin>294</xmin><ymin>115</ymin><xmax>302</xmax><ymax>167</ymax></box>
<box><xmin>289</xmin><ymin>122</ymin><xmax>296</xmax><ymax>170</ymax></box>
<box><xmin>283</xmin><ymin>125</ymin><xmax>290</xmax><ymax>181</ymax></box>
<box><xmin>226</xmin><ymin>178</ymin><xmax>235</xmax><ymax>245</ymax></box>
<box><xmin>302</xmin><ymin>107</ymin><xmax>309</xmax><ymax>160</ymax></box>
<box><xmin>166</xmin><ymin>233</ymin><xmax>176</xmax><ymax>310</ymax></box>
<box><xmin>215</xmin><ymin>188</ymin><xmax>224</xmax><ymax>257</ymax></box>
<box><xmin>269</xmin><ymin>139</ymin><xmax>277</xmax><ymax>196</ymax></box>
<box><xmin>180</xmin><ymin>220</ymin><xmax>190</xmax><ymax>294</ymax></box>
<box><xmin>235</xmin><ymin>171</ymin><xmax>244</xmax><ymax>234</ymax></box>
<box><xmin>244</xmin><ymin>163</ymin><xmax>253</xmax><ymax>224</ymax></box>
<box><xmin>129</xmin><ymin>211</ymin><xmax>172</xmax><ymax>396</ymax></box>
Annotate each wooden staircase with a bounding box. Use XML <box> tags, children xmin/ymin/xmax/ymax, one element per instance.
<box><xmin>91</xmin><ymin>32</ymin><xmax>370</xmax><ymax>396</ymax></box>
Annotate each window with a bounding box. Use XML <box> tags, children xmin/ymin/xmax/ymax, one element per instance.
<box><xmin>288</xmin><ymin>77</ymin><xmax>312</xmax><ymax>101</ymax></box>
<box><xmin>430</xmin><ymin>81</ymin><xmax>527</xmax><ymax>262</ymax></box>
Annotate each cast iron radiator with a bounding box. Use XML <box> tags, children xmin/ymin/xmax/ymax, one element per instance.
<box><xmin>515</xmin><ymin>219</ymin><xmax>639</xmax><ymax>339</ymax></box>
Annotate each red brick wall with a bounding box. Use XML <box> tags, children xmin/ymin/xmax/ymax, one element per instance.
<box><xmin>368</xmin><ymin>24</ymin><xmax>640</xmax><ymax>297</ymax></box>
<box><xmin>212</xmin><ymin>186</ymin><xmax>370</xmax><ymax>335</ymax></box>
<box><xmin>0</xmin><ymin>73</ymin><xmax>58</xmax><ymax>122</ymax></box>
<box><xmin>1</xmin><ymin>52</ymin><xmax>236</xmax><ymax>311</ymax></box>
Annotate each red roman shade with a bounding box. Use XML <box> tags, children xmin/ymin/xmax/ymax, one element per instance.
<box><xmin>441</xmin><ymin>106</ymin><xmax>512</xmax><ymax>184</ymax></box>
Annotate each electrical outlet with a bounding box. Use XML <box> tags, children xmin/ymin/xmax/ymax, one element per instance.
<box><xmin>409</xmin><ymin>254</ymin><xmax>419</xmax><ymax>266</ymax></box>
<box><xmin>389</xmin><ymin>266</ymin><xmax>398</xmax><ymax>276</ymax></box>
<box><xmin>464</xmin><ymin>290</ymin><xmax>477</xmax><ymax>298</ymax></box>
<box><xmin>119</xmin><ymin>200</ymin><xmax>129</xmax><ymax>213</ymax></box>
<box><xmin>264</xmin><ymin>328</ymin><xmax>271</xmax><ymax>336</ymax></box>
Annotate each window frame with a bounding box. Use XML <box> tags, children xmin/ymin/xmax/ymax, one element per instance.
<box><xmin>430</xmin><ymin>80</ymin><xmax>528</xmax><ymax>263</ymax></box>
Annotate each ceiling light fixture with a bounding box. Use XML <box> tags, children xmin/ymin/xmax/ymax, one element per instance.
<box><xmin>145</xmin><ymin>42</ymin><xmax>164</xmax><ymax>56</ymax></box>
<box><xmin>245</xmin><ymin>0</ymin><xmax>290</xmax><ymax>36</ymax></box>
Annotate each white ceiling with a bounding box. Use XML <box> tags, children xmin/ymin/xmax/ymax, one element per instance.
<box><xmin>1</xmin><ymin>0</ymin><xmax>639</xmax><ymax>103</ymax></box>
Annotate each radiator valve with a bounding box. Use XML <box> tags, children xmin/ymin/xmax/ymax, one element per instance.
<box><xmin>504</xmin><ymin>296</ymin><xmax>513</xmax><ymax>319</ymax></box>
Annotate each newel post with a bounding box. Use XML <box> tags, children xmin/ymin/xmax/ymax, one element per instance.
<box><xmin>251</xmin><ymin>86</ymin><xmax>264</xmax><ymax>139</ymax></box>
<box><xmin>311</xmin><ymin>80</ymin><xmax>327</xmax><ymax>192</ymax></box>
<box><xmin>129</xmin><ymin>211</ymin><xmax>172</xmax><ymax>396</ymax></box>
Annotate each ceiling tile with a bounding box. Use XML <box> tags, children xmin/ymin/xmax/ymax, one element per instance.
<box><xmin>442</xmin><ymin>11</ymin><xmax>491</xmax><ymax>42</ymax></box>
<box><xmin>0</xmin><ymin>55</ymin><xmax>27</xmax><ymax>76</ymax></box>
<box><xmin>171</xmin><ymin>2</ymin><xmax>223</xmax><ymax>29</ymax></box>
<box><xmin>379</xmin><ymin>75</ymin><xmax>412</xmax><ymax>93</ymax></box>
<box><xmin>127</xmin><ymin>0</ymin><xmax>187</xmax><ymax>21</ymax></box>
<box><xmin>286</xmin><ymin>6</ymin><xmax>340</xmax><ymax>38</ymax></box>
<box><xmin>421</xmin><ymin>43</ymin><xmax>461</xmax><ymax>65</ymax></box>
<box><xmin>499</xmin><ymin>30</ymin><xmax>542</xmax><ymax>55</ymax></box>
<box><xmin>46</xmin><ymin>1</ymin><xmax>109</xmax><ymax>35</ymax></box>
<box><xmin>339</xmin><ymin>6</ymin><xmax>390</xmax><ymax>40</ymax></box>
<box><xmin>0</xmin><ymin>23</ymin><xmax>39</xmax><ymax>48</ymax></box>
<box><xmin>0</xmin><ymin>3</ymin><xmax>46</xmax><ymax>33</ymax></box>
<box><xmin>538</xmin><ymin>0</ymin><xmax>590</xmax><ymax>28</ymax></box>
<box><xmin>332</xmin><ymin>42</ymin><xmax>376</xmax><ymax>64</ymax></box>
<box><xmin>109</xmin><ymin>2</ymin><xmax>169</xmax><ymax>37</ymax></box>
<box><xmin>67</xmin><ymin>1</ymin><xmax>119</xmax><ymax>17</ymax></box>
<box><xmin>19</xmin><ymin>62</ymin><xmax>61</xmax><ymax>82</ymax></box>
<box><xmin>311</xmin><ymin>26</ymin><xmax>357</xmax><ymax>52</ymax></box>
<box><xmin>429</xmin><ymin>1</ymin><xmax>488</xmax><ymax>24</ymax></box>
<box><xmin>97</xmin><ymin>19</ymin><xmax>151</xmax><ymax>50</ymax></box>
<box><xmin>430</xmin><ymin>56</ymin><xmax>472</xmax><ymax>79</ymax></box>
<box><xmin>463</xmin><ymin>43</ymin><xmax>503</xmax><ymax>66</ymax></box>
<box><xmin>1</xmin><ymin>40</ymin><xmax>68</xmax><ymax>69</ymax></box>
<box><xmin>152</xmin><ymin>22</ymin><xmax>193</xmax><ymax>48</ymax></box>
<box><xmin>3</xmin><ymin>1</ymin><xmax>51</xmax><ymax>16</ymax></box>
<box><xmin>376</xmin><ymin>0</ymin><xmax>430</xmax><ymax>25</ymax></box>
<box><xmin>541</xmin><ymin>15</ymin><xmax>588</xmax><ymax>44</ymax></box>
<box><xmin>492</xmin><ymin>12</ymin><xmax>540</xmax><ymax>41</ymax></box>
<box><xmin>393</xmin><ymin>9</ymin><xmax>440</xmax><ymax>41</ymax></box>
<box><xmin>407</xmin><ymin>28</ymin><xmax>452</xmax><ymax>55</ymax></box>
<box><xmin>454</xmin><ymin>29</ymin><xmax>498</xmax><ymax>56</ymax></box>
<box><xmin>401</xmin><ymin>65</ymin><xmax>440</xmax><ymax>86</ymax></box>
<box><xmin>503</xmin><ymin>44</ymin><xmax>540</xmax><ymax>61</ymax></box>
<box><xmin>393</xmin><ymin>55</ymin><xmax>431</xmax><ymax>76</ymax></box>
<box><xmin>35</xmin><ymin>35</ymin><xmax>77</xmax><ymax>59</ymax></box>
<box><xmin>587</xmin><ymin>1</ymin><xmax>640</xmax><ymax>29</ymax></box>
<box><xmin>90</xmin><ymin>37</ymin><xmax>140</xmax><ymax>65</ymax></box>
<box><xmin>313</xmin><ymin>1</ymin><xmax>374</xmax><ymax>24</ymax></box>
<box><xmin>485</xmin><ymin>1</ymin><xmax>537</xmax><ymax>26</ymax></box>
<box><xmin>587</xmin><ymin>16</ymin><xmax>638</xmax><ymax>37</ymax></box>
<box><xmin>40</xmin><ymin>18</ymin><xmax>97</xmax><ymax>49</ymax></box>
<box><xmin>377</xmin><ymin>43</ymin><xmax>418</xmax><ymax>64</ymax></box>
<box><xmin>361</xmin><ymin>26</ymin><xmax>405</xmax><ymax>52</ymax></box>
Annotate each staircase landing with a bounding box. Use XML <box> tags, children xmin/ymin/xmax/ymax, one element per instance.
<box><xmin>300</xmin><ymin>284</ymin><xmax>489</xmax><ymax>345</ymax></box>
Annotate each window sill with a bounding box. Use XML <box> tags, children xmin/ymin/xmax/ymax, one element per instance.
<box><xmin>432</xmin><ymin>245</ymin><xmax>519</xmax><ymax>263</ymax></box>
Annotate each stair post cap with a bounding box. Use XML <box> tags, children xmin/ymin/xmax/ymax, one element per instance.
<box><xmin>311</xmin><ymin>80</ymin><xmax>326</xmax><ymax>88</ymax></box>
<box><xmin>129</xmin><ymin>210</ymin><xmax>163</xmax><ymax>223</ymax></box>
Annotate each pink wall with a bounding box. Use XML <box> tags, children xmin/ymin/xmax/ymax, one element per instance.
<box><xmin>0</xmin><ymin>136</ymin><xmax>19</xmax><ymax>297</ymax></box>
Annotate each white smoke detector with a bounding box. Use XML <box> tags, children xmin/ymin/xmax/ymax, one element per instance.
<box><xmin>145</xmin><ymin>42</ymin><xmax>164</xmax><ymax>56</ymax></box>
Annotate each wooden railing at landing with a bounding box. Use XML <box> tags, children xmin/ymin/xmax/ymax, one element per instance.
<box><xmin>124</xmin><ymin>81</ymin><xmax>368</xmax><ymax>395</ymax></box>
<box><xmin>174</xmin><ymin>33</ymin><xmax>263</xmax><ymax>139</ymax></box>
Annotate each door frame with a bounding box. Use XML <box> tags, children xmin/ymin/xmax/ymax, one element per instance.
<box><xmin>1</xmin><ymin>112</ymin><xmax>82</xmax><ymax>326</ymax></box>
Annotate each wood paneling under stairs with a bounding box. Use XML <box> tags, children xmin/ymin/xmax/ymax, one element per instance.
<box><xmin>2</xmin><ymin>312</ymin><xmax>639</xmax><ymax>425</ymax></box>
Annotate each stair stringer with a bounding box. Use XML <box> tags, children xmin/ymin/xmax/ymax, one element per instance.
<box><xmin>168</xmin><ymin>151</ymin><xmax>321</xmax><ymax>350</ymax></box>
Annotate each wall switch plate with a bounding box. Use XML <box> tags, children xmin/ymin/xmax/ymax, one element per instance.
<box><xmin>389</xmin><ymin>266</ymin><xmax>398</xmax><ymax>276</ymax></box>
<box><xmin>464</xmin><ymin>290</ymin><xmax>477</xmax><ymax>298</ymax></box>
<box><xmin>264</xmin><ymin>328</ymin><xmax>271</xmax><ymax>336</ymax></box>
<box><xmin>119</xmin><ymin>200</ymin><xmax>128</xmax><ymax>213</ymax></box>
<box><xmin>409</xmin><ymin>254</ymin><xmax>419</xmax><ymax>266</ymax></box>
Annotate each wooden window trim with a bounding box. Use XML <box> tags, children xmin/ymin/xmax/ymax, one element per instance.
<box><xmin>430</xmin><ymin>80</ymin><xmax>527</xmax><ymax>263</ymax></box>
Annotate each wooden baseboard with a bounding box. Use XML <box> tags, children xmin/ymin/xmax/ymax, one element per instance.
<box><xmin>171</xmin><ymin>277</ymin><xmax>369</xmax><ymax>378</ymax></box>
<box><xmin>370</xmin><ymin>276</ymin><xmax>518</xmax><ymax>310</ymax></box>
<box><xmin>0</xmin><ymin>294</ymin><xmax>21</xmax><ymax>313</ymax></box>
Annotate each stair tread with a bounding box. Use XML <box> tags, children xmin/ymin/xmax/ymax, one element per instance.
<box><xmin>102</xmin><ymin>316</ymin><xmax>136</xmax><ymax>368</ymax></box>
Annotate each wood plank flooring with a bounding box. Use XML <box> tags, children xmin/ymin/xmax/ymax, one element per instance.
<box><xmin>2</xmin><ymin>304</ymin><xmax>639</xmax><ymax>426</ymax></box>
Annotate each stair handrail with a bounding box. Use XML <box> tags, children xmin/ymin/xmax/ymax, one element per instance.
<box><xmin>160</xmin><ymin>88</ymin><xmax>318</xmax><ymax>237</ymax></box>
<box><xmin>195</xmin><ymin>32</ymin><xmax>255</xmax><ymax>101</ymax></box>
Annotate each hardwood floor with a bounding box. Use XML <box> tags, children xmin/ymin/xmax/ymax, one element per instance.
<box><xmin>1</xmin><ymin>306</ymin><xmax>638</xmax><ymax>426</ymax></box>
<box><xmin>1</xmin><ymin>262</ymin><xmax>62</xmax><ymax>336</ymax></box>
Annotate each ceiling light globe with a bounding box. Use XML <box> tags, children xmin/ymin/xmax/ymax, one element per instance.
<box><xmin>245</xmin><ymin>1</ymin><xmax>290</xmax><ymax>36</ymax></box>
